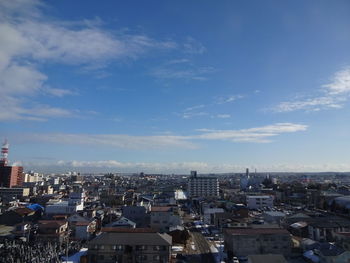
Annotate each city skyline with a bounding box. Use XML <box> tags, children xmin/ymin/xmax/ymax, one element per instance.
<box><xmin>1</xmin><ymin>0</ymin><xmax>350</xmax><ymax>173</ymax></box>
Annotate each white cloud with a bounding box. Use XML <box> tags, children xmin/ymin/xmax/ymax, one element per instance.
<box><xmin>0</xmin><ymin>0</ymin><xmax>177</xmax><ymax>121</ymax></box>
<box><xmin>20</xmin><ymin>159</ymin><xmax>350</xmax><ymax>173</ymax></box>
<box><xmin>182</xmin><ymin>112</ymin><xmax>209</xmax><ymax>119</ymax></box>
<box><xmin>151</xmin><ymin>66</ymin><xmax>215</xmax><ymax>81</ymax></box>
<box><xmin>183</xmin><ymin>37</ymin><xmax>206</xmax><ymax>54</ymax></box>
<box><xmin>216</xmin><ymin>114</ymin><xmax>231</xmax><ymax>119</ymax></box>
<box><xmin>13</xmin><ymin>122</ymin><xmax>307</xmax><ymax>150</ymax></box>
<box><xmin>275</xmin><ymin>95</ymin><xmax>345</xmax><ymax>112</ymax></box>
<box><xmin>195</xmin><ymin>123</ymin><xmax>307</xmax><ymax>143</ymax></box>
<box><xmin>323</xmin><ymin>68</ymin><xmax>350</xmax><ymax>95</ymax></box>
<box><xmin>275</xmin><ymin>68</ymin><xmax>350</xmax><ymax>112</ymax></box>
<box><xmin>215</xmin><ymin>95</ymin><xmax>244</xmax><ymax>104</ymax></box>
<box><xmin>18</xmin><ymin>133</ymin><xmax>197</xmax><ymax>150</ymax></box>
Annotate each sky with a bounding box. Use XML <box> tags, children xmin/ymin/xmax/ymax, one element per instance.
<box><xmin>1</xmin><ymin>0</ymin><xmax>350</xmax><ymax>173</ymax></box>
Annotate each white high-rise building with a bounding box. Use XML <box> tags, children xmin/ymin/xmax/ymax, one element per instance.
<box><xmin>188</xmin><ymin>172</ymin><xmax>219</xmax><ymax>198</ymax></box>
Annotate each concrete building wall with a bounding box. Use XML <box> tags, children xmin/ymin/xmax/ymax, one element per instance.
<box><xmin>246</xmin><ymin>195</ymin><xmax>274</xmax><ymax>209</ymax></box>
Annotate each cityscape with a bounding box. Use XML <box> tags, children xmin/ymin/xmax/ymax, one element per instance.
<box><xmin>2</xmin><ymin>0</ymin><xmax>350</xmax><ymax>263</ymax></box>
<box><xmin>3</xmin><ymin>141</ymin><xmax>350</xmax><ymax>263</ymax></box>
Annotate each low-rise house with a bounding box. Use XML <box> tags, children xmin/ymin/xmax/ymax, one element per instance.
<box><xmin>307</xmin><ymin>217</ymin><xmax>350</xmax><ymax>242</ymax></box>
<box><xmin>122</xmin><ymin>205</ymin><xmax>149</xmax><ymax>227</ymax></box>
<box><xmin>87</xmin><ymin>228</ymin><xmax>172</xmax><ymax>263</ymax></box>
<box><xmin>314</xmin><ymin>243</ymin><xmax>350</xmax><ymax>263</ymax></box>
<box><xmin>248</xmin><ymin>254</ymin><xmax>287</xmax><ymax>263</ymax></box>
<box><xmin>36</xmin><ymin>220</ymin><xmax>69</xmax><ymax>243</ymax></box>
<box><xmin>334</xmin><ymin>232</ymin><xmax>350</xmax><ymax>250</ymax></box>
<box><xmin>0</xmin><ymin>207</ymin><xmax>36</xmax><ymax>226</ymax></box>
<box><xmin>150</xmin><ymin>206</ymin><xmax>182</xmax><ymax>232</ymax></box>
<box><xmin>246</xmin><ymin>195</ymin><xmax>274</xmax><ymax>210</ymax></box>
<box><xmin>106</xmin><ymin>216</ymin><xmax>136</xmax><ymax>228</ymax></box>
<box><xmin>263</xmin><ymin>211</ymin><xmax>286</xmax><ymax>224</ymax></box>
<box><xmin>224</xmin><ymin>228</ymin><xmax>292</xmax><ymax>257</ymax></box>
<box><xmin>68</xmin><ymin>213</ymin><xmax>96</xmax><ymax>240</ymax></box>
<box><xmin>11</xmin><ymin>222</ymin><xmax>31</xmax><ymax>240</ymax></box>
<box><xmin>203</xmin><ymin>208</ymin><xmax>224</xmax><ymax>224</ymax></box>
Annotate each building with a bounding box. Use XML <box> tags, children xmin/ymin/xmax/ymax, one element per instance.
<box><xmin>67</xmin><ymin>213</ymin><xmax>97</xmax><ymax>240</ymax></box>
<box><xmin>246</xmin><ymin>195</ymin><xmax>274</xmax><ymax>209</ymax></box>
<box><xmin>188</xmin><ymin>172</ymin><xmax>219</xmax><ymax>198</ymax></box>
<box><xmin>0</xmin><ymin>140</ymin><xmax>24</xmax><ymax>188</ymax></box>
<box><xmin>0</xmin><ymin>187</ymin><xmax>30</xmax><ymax>199</ymax></box>
<box><xmin>0</xmin><ymin>207</ymin><xmax>36</xmax><ymax>226</ymax></box>
<box><xmin>36</xmin><ymin>220</ymin><xmax>69</xmax><ymax>243</ymax></box>
<box><xmin>263</xmin><ymin>211</ymin><xmax>286</xmax><ymax>224</ymax></box>
<box><xmin>224</xmin><ymin>228</ymin><xmax>292</xmax><ymax>257</ymax></box>
<box><xmin>150</xmin><ymin>206</ymin><xmax>182</xmax><ymax>232</ymax></box>
<box><xmin>248</xmin><ymin>254</ymin><xmax>287</xmax><ymax>263</ymax></box>
<box><xmin>203</xmin><ymin>208</ymin><xmax>225</xmax><ymax>224</ymax></box>
<box><xmin>122</xmin><ymin>206</ymin><xmax>149</xmax><ymax>227</ymax></box>
<box><xmin>307</xmin><ymin>217</ymin><xmax>350</xmax><ymax>242</ymax></box>
<box><xmin>87</xmin><ymin>229</ymin><xmax>172</xmax><ymax>263</ymax></box>
<box><xmin>45</xmin><ymin>200</ymin><xmax>83</xmax><ymax>215</ymax></box>
<box><xmin>45</xmin><ymin>192</ymin><xmax>85</xmax><ymax>215</ymax></box>
<box><xmin>106</xmin><ymin>217</ymin><xmax>136</xmax><ymax>229</ymax></box>
<box><xmin>0</xmin><ymin>166</ymin><xmax>24</xmax><ymax>188</ymax></box>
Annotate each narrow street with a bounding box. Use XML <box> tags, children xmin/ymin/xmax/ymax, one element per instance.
<box><xmin>190</xmin><ymin>230</ymin><xmax>215</xmax><ymax>263</ymax></box>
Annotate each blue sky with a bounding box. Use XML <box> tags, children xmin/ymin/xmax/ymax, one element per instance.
<box><xmin>1</xmin><ymin>0</ymin><xmax>350</xmax><ymax>173</ymax></box>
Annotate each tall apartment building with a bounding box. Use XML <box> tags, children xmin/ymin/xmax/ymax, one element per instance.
<box><xmin>188</xmin><ymin>171</ymin><xmax>219</xmax><ymax>198</ymax></box>
<box><xmin>0</xmin><ymin>140</ymin><xmax>24</xmax><ymax>187</ymax></box>
<box><xmin>0</xmin><ymin>166</ymin><xmax>24</xmax><ymax>188</ymax></box>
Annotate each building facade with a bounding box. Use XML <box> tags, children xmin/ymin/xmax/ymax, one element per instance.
<box><xmin>188</xmin><ymin>173</ymin><xmax>219</xmax><ymax>198</ymax></box>
<box><xmin>87</xmin><ymin>230</ymin><xmax>172</xmax><ymax>263</ymax></box>
<box><xmin>224</xmin><ymin>228</ymin><xmax>292</xmax><ymax>257</ymax></box>
<box><xmin>246</xmin><ymin>195</ymin><xmax>274</xmax><ymax>209</ymax></box>
<box><xmin>0</xmin><ymin>166</ymin><xmax>24</xmax><ymax>188</ymax></box>
<box><xmin>150</xmin><ymin>206</ymin><xmax>182</xmax><ymax>232</ymax></box>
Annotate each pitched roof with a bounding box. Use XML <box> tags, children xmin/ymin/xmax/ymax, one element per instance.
<box><xmin>89</xmin><ymin>232</ymin><xmax>172</xmax><ymax>246</ymax></box>
<box><xmin>151</xmin><ymin>206</ymin><xmax>172</xmax><ymax>212</ymax></box>
<box><xmin>101</xmin><ymin>228</ymin><xmax>156</xmax><ymax>233</ymax></box>
<box><xmin>38</xmin><ymin>220</ymin><xmax>67</xmax><ymax>228</ymax></box>
<box><xmin>248</xmin><ymin>254</ymin><xmax>287</xmax><ymax>263</ymax></box>
<box><xmin>225</xmin><ymin>228</ymin><xmax>290</xmax><ymax>235</ymax></box>
<box><xmin>13</xmin><ymin>207</ymin><xmax>35</xmax><ymax>216</ymax></box>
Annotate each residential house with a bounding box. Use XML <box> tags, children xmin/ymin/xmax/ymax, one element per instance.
<box><xmin>224</xmin><ymin>228</ymin><xmax>292</xmax><ymax>257</ymax></box>
<box><xmin>87</xmin><ymin>228</ymin><xmax>172</xmax><ymax>263</ymax></box>
<box><xmin>150</xmin><ymin>206</ymin><xmax>182</xmax><ymax>233</ymax></box>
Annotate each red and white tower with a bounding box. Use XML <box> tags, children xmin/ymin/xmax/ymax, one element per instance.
<box><xmin>0</xmin><ymin>139</ymin><xmax>9</xmax><ymax>167</ymax></box>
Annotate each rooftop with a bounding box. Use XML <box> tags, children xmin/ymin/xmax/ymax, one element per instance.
<box><xmin>89</xmin><ymin>232</ymin><xmax>172</xmax><ymax>246</ymax></box>
<box><xmin>248</xmin><ymin>254</ymin><xmax>287</xmax><ymax>263</ymax></box>
<box><xmin>225</xmin><ymin>228</ymin><xmax>290</xmax><ymax>235</ymax></box>
<box><xmin>151</xmin><ymin>206</ymin><xmax>172</xmax><ymax>212</ymax></box>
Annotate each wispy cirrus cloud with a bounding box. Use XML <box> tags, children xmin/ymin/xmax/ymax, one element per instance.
<box><xmin>12</xmin><ymin>122</ymin><xmax>307</xmax><ymax>151</ymax></box>
<box><xmin>180</xmin><ymin>94</ymin><xmax>243</xmax><ymax>119</ymax></box>
<box><xmin>151</xmin><ymin>65</ymin><xmax>215</xmax><ymax>81</ymax></box>
<box><xmin>274</xmin><ymin>68</ymin><xmax>350</xmax><ymax>112</ymax></box>
<box><xmin>215</xmin><ymin>94</ymin><xmax>244</xmax><ymax>104</ymax></box>
<box><xmin>216</xmin><ymin>114</ymin><xmax>231</xmax><ymax>119</ymax></box>
<box><xmin>183</xmin><ymin>37</ymin><xmax>206</xmax><ymax>54</ymax></box>
<box><xmin>195</xmin><ymin>122</ymin><xmax>307</xmax><ymax>143</ymax></box>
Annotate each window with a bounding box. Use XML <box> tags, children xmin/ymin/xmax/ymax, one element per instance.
<box><xmin>136</xmin><ymin>245</ymin><xmax>147</xmax><ymax>251</ymax></box>
<box><xmin>136</xmin><ymin>255</ymin><xmax>147</xmax><ymax>261</ymax></box>
<box><xmin>113</xmin><ymin>245</ymin><xmax>123</xmax><ymax>251</ymax></box>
